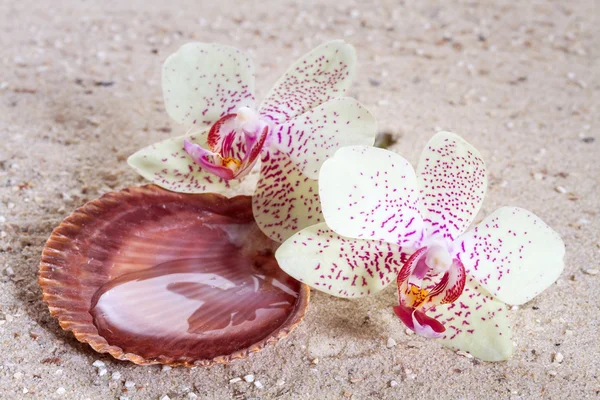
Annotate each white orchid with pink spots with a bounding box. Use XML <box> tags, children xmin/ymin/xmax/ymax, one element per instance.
<box><xmin>129</xmin><ymin>41</ymin><xmax>376</xmax><ymax>242</ymax></box>
<box><xmin>276</xmin><ymin>132</ymin><xmax>565</xmax><ymax>361</ymax></box>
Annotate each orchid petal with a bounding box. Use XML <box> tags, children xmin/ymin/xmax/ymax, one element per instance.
<box><xmin>272</xmin><ymin>97</ymin><xmax>376</xmax><ymax>179</ymax></box>
<box><xmin>276</xmin><ymin>223</ymin><xmax>405</xmax><ymax>298</ymax></box>
<box><xmin>259</xmin><ymin>40</ymin><xmax>356</xmax><ymax>122</ymax></box>
<box><xmin>252</xmin><ymin>150</ymin><xmax>323</xmax><ymax>242</ymax></box>
<box><xmin>456</xmin><ymin>207</ymin><xmax>565</xmax><ymax>305</ymax></box>
<box><xmin>319</xmin><ymin>146</ymin><xmax>424</xmax><ymax>246</ymax></box>
<box><xmin>431</xmin><ymin>279</ymin><xmax>513</xmax><ymax>361</ymax></box>
<box><xmin>128</xmin><ymin>134</ymin><xmax>240</xmax><ymax>194</ymax></box>
<box><xmin>163</xmin><ymin>43</ymin><xmax>255</xmax><ymax>129</ymax></box>
<box><xmin>416</xmin><ymin>132</ymin><xmax>487</xmax><ymax>243</ymax></box>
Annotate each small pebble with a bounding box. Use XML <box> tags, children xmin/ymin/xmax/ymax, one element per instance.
<box><xmin>386</xmin><ymin>338</ymin><xmax>397</xmax><ymax>348</ymax></box>
<box><xmin>98</xmin><ymin>368</ymin><xmax>108</xmax><ymax>376</ymax></box>
<box><xmin>187</xmin><ymin>393</ymin><xmax>198</xmax><ymax>400</ymax></box>
<box><xmin>22</xmin><ymin>388</ymin><xmax>28</xmax><ymax>394</ymax></box>
<box><xmin>311</xmin><ymin>358</ymin><xmax>320</xmax><ymax>365</ymax></box>
<box><xmin>404</xmin><ymin>369</ymin><xmax>417</xmax><ymax>379</ymax></box>
<box><xmin>565</xmin><ymin>329</ymin><xmax>574</xmax><ymax>336</ymax></box>
<box><xmin>119</xmin><ymin>397</ymin><xmax>129</xmax><ymax>400</ymax></box>
<box><xmin>389</xmin><ymin>380</ymin><xmax>398</xmax><ymax>387</ymax></box>
<box><xmin>112</xmin><ymin>371</ymin><xmax>121</xmax><ymax>380</ymax></box>
<box><xmin>56</xmin><ymin>387</ymin><xmax>66</xmax><ymax>395</ymax></box>
<box><xmin>243</xmin><ymin>374</ymin><xmax>255</xmax><ymax>383</ymax></box>
<box><xmin>583</xmin><ymin>269</ymin><xmax>599</xmax><ymax>276</ymax></box>
<box><xmin>548</xmin><ymin>370</ymin><xmax>558</xmax><ymax>377</ymax></box>
<box><xmin>456</xmin><ymin>351</ymin><xmax>473</xmax><ymax>358</ymax></box>
<box><xmin>92</xmin><ymin>360</ymin><xmax>105</xmax><ymax>368</ymax></box>
<box><xmin>510</xmin><ymin>305</ymin><xmax>520</xmax><ymax>311</ymax></box>
<box><xmin>405</xmin><ymin>328</ymin><xmax>414</xmax><ymax>335</ymax></box>
<box><xmin>554</xmin><ymin>352</ymin><xmax>564</xmax><ymax>363</ymax></box>
<box><xmin>124</xmin><ymin>381</ymin><xmax>136</xmax><ymax>389</ymax></box>
<box><xmin>14</xmin><ymin>372</ymin><xmax>23</xmax><ymax>379</ymax></box>
<box><xmin>160</xmin><ymin>396</ymin><xmax>171</xmax><ymax>400</ymax></box>
<box><xmin>5</xmin><ymin>267</ymin><xmax>14</xmax><ymax>276</ymax></box>
<box><xmin>254</xmin><ymin>380</ymin><xmax>263</xmax><ymax>389</ymax></box>
<box><xmin>229</xmin><ymin>377</ymin><xmax>242</xmax><ymax>384</ymax></box>
<box><xmin>276</xmin><ymin>379</ymin><xmax>285</xmax><ymax>386</ymax></box>
<box><xmin>555</xmin><ymin>186</ymin><xmax>567</xmax><ymax>194</ymax></box>
<box><xmin>161</xmin><ymin>365</ymin><xmax>172</xmax><ymax>372</ymax></box>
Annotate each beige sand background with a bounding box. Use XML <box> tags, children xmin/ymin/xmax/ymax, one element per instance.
<box><xmin>1</xmin><ymin>0</ymin><xmax>598</xmax><ymax>398</ymax></box>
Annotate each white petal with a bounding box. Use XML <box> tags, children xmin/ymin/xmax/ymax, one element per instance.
<box><xmin>259</xmin><ymin>40</ymin><xmax>356</xmax><ymax>122</ymax></box>
<box><xmin>275</xmin><ymin>223</ymin><xmax>404</xmax><ymax>298</ymax></box>
<box><xmin>319</xmin><ymin>146</ymin><xmax>424</xmax><ymax>246</ymax></box>
<box><xmin>416</xmin><ymin>132</ymin><xmax>487</xmax><ymax>242</ymax></box>
<box><xmin>431</xmin><ymin>278</ymin><xmax>514</xmax><ymax>362</ymax></box>
<box><xmin>163</xmin><ymin>43</ymin><xmax>255</xmax><ymax>129</ymax></box>
<box><xmin>271</xmin><ymin>97</ymin><xmax>376</xmax><ymax>179</ymax></box>
<box><xmin>252</xmin><ymin>150</ymin><xmax>323</xmax><ymax>242</ymax></box>
<box><xmin>128</xmin><ymin>134</ymin><xmax>241</xmax><ymax>195</ymax></box>
<box><xmin>456</xmin><ymin>207</ymin><xmax>565</xmax><ymax>305</ymax></box>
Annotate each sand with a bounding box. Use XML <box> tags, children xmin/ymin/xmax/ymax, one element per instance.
<box><xmin>1</xmin><ymin>0</ymin><xmax>599</xmax><ymax>398</ymax></box>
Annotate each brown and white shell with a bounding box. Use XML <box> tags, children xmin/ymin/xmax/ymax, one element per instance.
<box><xmin>39</xmin><ymin>185</ymin><xmax>310</xmax><ymax>367</ymax></box>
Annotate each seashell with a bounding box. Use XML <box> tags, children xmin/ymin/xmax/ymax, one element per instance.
<box><xmin>39</xmin><ymin>185</ymin><xmax>309</xmax><ymax>367</ymax></box>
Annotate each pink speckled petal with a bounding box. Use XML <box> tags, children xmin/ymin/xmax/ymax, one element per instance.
<box><xmin>416</xmin><ymin>132</ymin><xmax>487</xmax><ymax>243</ymax></box>
<box><xmin>163</xmin><ymin>43</ymin><xmax>256</xmax><ymax>129</ymax></box>
<box><xmin>271</xmin><ymin>97</ymin><xmax>376</xmax><ymax>179</ymax></box>
<box><xmin>276</xmin><ymin>223</ymin><xmax>405</xmax><ymax>298</ymax></box>
<box><xmin>252</xmin><ymin>150</ymin><xmax>323</xmax><ymax>243</ymax></box>
<box><xmin>259</xmin><ymin>40</ymin><xmax>356</xmax><ymax>123</ymax></box>
<box><xmin>128</xmin><ymin>134</ymin><xmax>241</xmax><ymax>195</ymax></box>
<box><xmin>456</xmin><ymin>207</ymin><xmax>565</xmax><ymax>305</ymax></box>
<box><xmin>319</xmin><ymin>146</ymin><xmax>424</xmax><ymax>246</ymax></box>
<box><xmin>430</xmin><ymin>279</ymin><xmax>513</xmax><ymax>361</ymax></box>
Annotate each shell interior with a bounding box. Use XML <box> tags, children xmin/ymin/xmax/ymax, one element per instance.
<box><xmin>39</xmin><ymin>185</ymin><xmax>309</xmax><ymax>366</ymax></box>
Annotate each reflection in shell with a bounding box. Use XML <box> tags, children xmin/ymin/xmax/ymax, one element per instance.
<box><xmin>39</xmin><ymin>185</ymin><xmax>309</xmax><ymax>366</ymax></box>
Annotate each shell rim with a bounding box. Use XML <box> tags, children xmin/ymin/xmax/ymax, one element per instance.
<box><xmin>38</xmin><ymin>184</ymin><xmax>310</xmax><ymax>367</ymax></box>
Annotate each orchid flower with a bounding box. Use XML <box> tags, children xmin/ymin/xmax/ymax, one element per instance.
<box><xmin>128</xmin><ymin>41</ymin><xmax>377</xmax><ymax>242</ymax></box>
<box><xmin>276</xmin><ymin>132</ymin><xmax>565</xmax><ymax>361</ymax></box>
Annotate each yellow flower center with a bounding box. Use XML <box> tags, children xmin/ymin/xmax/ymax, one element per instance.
<box><xmin>406</xmin><ymin>285</ymin><xmax>430</xmax><ymax>308</ymax></box>
<box><xmin>222</xmin><ymin>156</ymin><xmax>242</xmax><ymax>171</ymax></box>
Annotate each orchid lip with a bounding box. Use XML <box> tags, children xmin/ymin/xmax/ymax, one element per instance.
<box><xmin>184</xmin><ymin>107</ymin><xmax>271</xmax><ymax>181</ymax></box>
<box><xmin>395</xmin><ymin>245</ymin><xmax>466</xmax><ymax>338</ymax></box>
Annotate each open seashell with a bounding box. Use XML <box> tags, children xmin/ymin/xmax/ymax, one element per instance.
<box><xmin>39</xmin><ymin>185</ymin><xmax>310</xmax><ymax>367</ymax></box>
